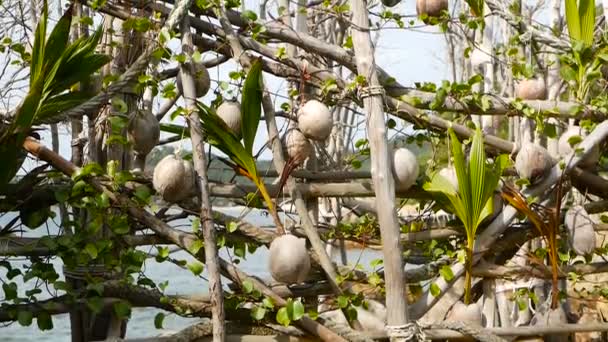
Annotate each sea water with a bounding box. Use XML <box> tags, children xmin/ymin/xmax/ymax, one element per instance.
<box><xmin>0</xmin><ymin>206</ymin><xmax>382</xmax><ymax>341</ymax></box>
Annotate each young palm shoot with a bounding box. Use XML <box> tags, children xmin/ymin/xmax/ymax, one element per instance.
<box><xmin>424</xmin><ymin>126</ymin><xmax>508</xmax><ymax>304</ymax></box>
<box><xmin>197</xmin><ymin>60</ymin><xmax>285</xmax><ymax>234</ymax></box>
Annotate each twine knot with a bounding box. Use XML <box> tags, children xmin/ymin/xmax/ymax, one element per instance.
<box><xmin>386</xmin><ymin>322</ymin><xmax>427</xmax><ymax>341</ymax></box>
<box><xmin>359</xmin><ymin>85</ymin><xmax>385</xmax><ymax>99</ymax></box>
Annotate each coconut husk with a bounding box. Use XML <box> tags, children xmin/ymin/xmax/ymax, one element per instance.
<box><xmin>391</xmin><ymin>147</ymin><xmax>419</xmax><ymax>190</ymax></box>
<box><xmin>516</xmin><ymin>78</ymin><xmax>547</xmax><ymax>100</ymax></box>
<box><xmin>217</xmin><ymin>101</ymin><xmax>242</xmax><ymax>136</ymax></box>
<box><xmin>269</xmin><ymin>234</ymin><xmax>311</xmax><ymax>284</ymax></box>
<box><xmin>152</xmin><ymin>155</ymin><xmax>196</xmax><ymax>203</ymax></box>
<box><xmin>558</xmin><ymin>126</ymin><xmax>599</xmax><ymax>169</ymax></box>
<box><xmin>515</xmin><ymin>143</ymin><xmax>553</xmax><ymax>184</ymax></box>
<box><xmin>297</xmin><ymin>100</ymin><xmax>333</xmax><ymax>141</ymax></box>
<box><xmin>416</xmin><ymin>0</ymin><xmax>449</xmax><ymax>19</ymax></box>
<box><xmin>446</xmin><ymin>301</ymin><xmax>483</xmax><ymax>327</ymax></box>
<box><xmin>565</xmin><ymin>205</ymin><xmax>596</xmax><ymax>256</ymax></box>
<box><xmin>177</xmin><ymin>62</ymin><xmax>211</xmax><ymax>98</ymax></box>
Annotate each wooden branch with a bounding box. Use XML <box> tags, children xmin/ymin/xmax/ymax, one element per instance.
<box><xmin>350</xmin><ymin>0</ymin><xmax>408</xmax><ymax>328</ymax></box>
<box><xmin>180</xmin><ymin>16</ymin><xmax>225</xmax><ymax>341</ymax></box>
<box><xmin>211</xmin><ymin>0</ymin><xmax>345</xmax><ymax>305</ymax></box>
<box><xmin>22</xmin><ymin>139</ymin><xmax>347</xmax><ymax>342</ymax></box>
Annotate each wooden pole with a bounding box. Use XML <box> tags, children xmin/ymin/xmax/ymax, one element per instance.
<box><xmin>350</xmin><ymin>0</ymin><xmax>408</xmax><ymax>332</ymax></box>
<box><xmin>179</xmin><ymin>16</ymin><xmax>225</xmax><ymax>342</ymax></box>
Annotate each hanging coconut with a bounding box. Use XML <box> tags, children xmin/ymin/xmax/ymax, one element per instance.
<box><xmin>177</xmin><ymin>61</ymin><xmax>211</xmax><ymax>98</ymax></box>
<box><xmin>216</xmin><ymin>100</ymin><xmax>242</xmax><ymax>136</ymax></box>
<box><xmin>564</xmin><ymin>205</ymin><xmax>596</xmax><ymax>256</ymax></box>
<box><xmin>283</xmin><ymin>128</ymin><xmax>312</xmax><ymax>165</ymax></box>
<box><xmin>530</xmin><ymin>300</ymin><xmax>569</xmax><ymax>342</ymax></box>
<box><xmin>269</xmin><ymin>234</ymin><xmax>311</xmax><ymax>284</ymax></box>
<box><xmin>127</xmin><ymin>109</ymin><xmax>160</xmax><ymax>171</ymax></box>
<box><xmin>515</xmin><ymin>143</ymin><xmax>553</xmax><ymax>184</ymax></box>
<box><xmin>558</xmin><ymin>126</ymin><xmax>599</xmax><ymax>169</ymax></box>
<box><xmin>297</xmin><ymin>99</ymin><xmax>333</xmax><ymax>141</ymax></box>
<box><xmin>152</xmin><ymin>155</ymin><xmax>196</xmax><ymax>203</ymax></box>
<box><xmin>516</xmin><ymin>78</ymin><xmax>547</xmax><ymax>100</ymax></box>
<box><xmin>416</xmin><ymin>0</ymin><xmax>449</xmax><ymax>22</ymax></box>
<box><xmin>380</xmin><ymin>0</ymin><xmax>401</xmax><ymax>7</ymax></box>
<box><xmin>438</xmin><ymin>166</ymin><xmax>458</xmax><ymax>191</ymax></box>
<box><xmin>446</xmin><ymin>301</ymin><xmax>482</xmax><ymax>326</ymax></box>
<box><xmin>392</xmin><ymin>147</ymin><xmax>419</xmax><ymax>190</ymax></box>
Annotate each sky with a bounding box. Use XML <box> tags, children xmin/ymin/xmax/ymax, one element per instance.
<box><xmin>23</xmin><ymin>0</ymin><xmax>451</xmax><ymax>171</ymax></box>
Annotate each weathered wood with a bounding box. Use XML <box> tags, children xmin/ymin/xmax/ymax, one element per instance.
<box><xmin>180</xmin><ymin>16</ymin><xmax>225</xmax><ymax>342</ymax></box>
<box><xmin>350</xmin><ymin>0</ymin><xmax>408</xmax><ymax>331</ymax></box>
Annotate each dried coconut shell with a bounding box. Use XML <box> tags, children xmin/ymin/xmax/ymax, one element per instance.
<box><xmin>177</xmin><ymin>62</ymin><xmax>211</xmax><ymax>98</ymax></box>
<box><xmin>416</xmin><ymin>0</ymin><xmax>449</xmax><ymax>20</ymax></box>
<box><xmin>128</xmin><ymin>109</ymin><xmax>160</xmax><ymax>171</ymax></box>
<box><xmin>516</xmin><ymin>78</ymin><xmax>547</xmax><ymax>100</ymax></box>
<box><xmin>152</xmin><ymin>155</ymin><xmax>196</xmax><ymax>203</ymax></box>
<box><xmin>565</xmin><ymin>205</ymin><xmax>596</xmax><ymax>256</ymax></box>
<box><xmin>216</xmin><ymin>101</ymin><xmax>242</xmax><ymax>136</ymax></box>
<box><xmin>297</xmin><ymin>100</ymin><xmax>333</xmax><ymax>141</ymax></box>
<box><xmin>558</xmin><ymin>126</ymin><xmax>599</xmax><ymax>169</ymax></box>
<box><xmin>282</xmin><ymin>128</ymin><xmax>312</xmax><ymax>164</ymax></box>
<box><xmin>515</xmin><ymin>143</ymin><xmax>553</xmax><ymax>184</ymax></box>
<box><xmin>392</xmin><ymin>147</ymin><xmax>419</xmax><ymax>190</ymax></box>
<box><xmin>446</xmin><ymin>301</ymin><xmax>482</xmax><ymax>326</ymax></box>
<box><xmin>269</xmin><ymin>234</ymin><xmax>311</xmax><ymax>284</ymax></box>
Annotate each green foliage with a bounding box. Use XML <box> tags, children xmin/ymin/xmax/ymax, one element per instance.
<box><xmin>424</xmin><ymin>126</ymin><xmax>508</xmax><ymax>304</ymax></box>
<box><xmin>276</xmin><ymin>298</ymin><xmax>305</xmax><ymax>326</ymax></box>
<box><xmin>565</xmin><ymin>0</ymin><xmax>595</xmax><ymax>46</ymax></box>
<box><xmin>0</xmin><ymin>0</ymin><xmax>109</xmax><ymax>190</ymax></box>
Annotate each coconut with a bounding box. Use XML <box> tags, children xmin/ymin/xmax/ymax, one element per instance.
<box><xmin>283</xmin><ymin>128</ymin><xmax>312</xmax><ymax>165</ymax></box>
<box><xmin>565</xmin><ymin>205</ymin><xmax>596</xmax><ymax>256</ymax></box>
<box><xmin>515</xmin><ymin>143</ymin><xmax>553</xmax><ymax>184</ymax></box>
<box><xmin>380</xmin><ymin>0</ymin><xmax>401</xmax><ymax>7</ymax></box>
<box><xmin>152</xmin><ymin>155</ymin><xmax>196</xmax><ymax>203</ymax></box>
<box><xmin>216</xmin><ymin>101</ymin><xmax>242</xmax><ymax>136</ymax></box>
<box><xmin>392</xmin><ymin>147</ymin><xmax>419</xmax><ymax>190</ymax></box>
<box><xmin>269</xmin><ymin>234</ymin><xmax>311</xmax><ymax>284</ymax></box>
<box><xmin>530</xmin><ymin>301</ymin><xmax>569</xmax><ymax>342</ymax></box>
<box><xmin>416</xmin><ymin>0</ymin><xmax>449</xmax><ymax>20</ymax></box>
<box><xmin>297</xmin><ymin>100</ymin><xmax>333</xmax><ymax>141</ymax></box>
<box><xmin>516</xmin><ymin>78</ymin><xmax>547</xmax><ymax>100</ymax></box>
<box><xmin>438</xmin><ymin>166</ymin><xmax>459</xmax><ymax>191</ymax></box>
<box><xmin>177</xmin><ymin>62</ymin><xmax>211</xmax><ymax>98</ymax></box>
<box><xmin>128</xmin><ymin>109</ymin><xmax>160</xmax><ymax>171</ymax></box>
<box><xmin>558</xmin><ymin>126</ymin><xmax>599</xmax><ymax>169</ymax></box>
<box><xmin>446</xmin><ymin>301</ymin><xmax>482</xmax><ymax>326</ymax></box>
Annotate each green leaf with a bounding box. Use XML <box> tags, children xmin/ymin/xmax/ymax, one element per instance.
<box><xmin>439</xmin><ymin>265</ymin><xmax>454</xmax><ymax>282</ymax></box>
<box><xmin>430</xmin><ymin>282</ymin><xmax>441</xmax><ymax>297</ymax></box>
<box><xmin>85</xmin><ymin>243</ymin><xmax>98</xmax><ymax>259</ymax></box>
<box><xmin>565</xmin><ymin>0</ymin><xmax>582</xmax><ymax>43</ymax></box>
<box><xmin>241</xmin><ymin>59</ymin><xmax>264</xmax><ymax>155</ymax></box>
<box><xmin>276</xmin><ymin>307</ymin><xmax>290</xmax><ymax>326</ymax></box>
<box><xmin>579</xmin><ymin>0</ymin><xmax>595</xmax><ymax>46</ymax></box>
<box><xmin>42</xmin><ymin>3</ymin><xmax>73</xmax><ymax>76</ymax></box>
<box><xmin>3</xmin><ymin>282</ymin><xmax>18</xmax><ymax>300</ymax></box>
<box><xmin>187</xmin><ymin>261</ymin><xmax>204</xmax><ymax>276</ymax></box>
<box><xmin>188</xmin><ymin>239</ymin><xmax>204</xmax><ymax>255</ymax></box>
<box><xmin>251</xmin><ymin>306</ymin><xmax>266</xmax><ymax>320</ymax></box>
<box><xmin>36</xmin><ymin>311</ymin><xmax>53</xmax><ymax>330</ymax></box>
<box><xmin>18</xmin><ymin>310</ymin><xmax>33</xmax><ymax>326</ymax></box>
<box><xmin>242</xmin><ymin>279</ymin><xmax>254</xmax><ymax>294</ymax></box>
<box><xmin>337</xmin><ymin>295</ymin><xmax>349</xmax><ymax>309</ymax></box>
<box><xmin>154</xmin><ymin>312</ymin><xmax>165</xmax><ymax>329</ymax></box>
<box><xmin>291</xmin><ymin>300</ymin><xmax>305</xmax><ymax>321</ymax></box>
<box><xmin>113</xmin><ymin>300</ymin><xmax>132</xmax><ymax>319</ymax></box>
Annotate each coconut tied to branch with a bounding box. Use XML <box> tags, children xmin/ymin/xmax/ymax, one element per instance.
<box><xmin>515</xmin><ymin>143</ymin><xmax>553</xmax><ymax>184</ymax></box>
<box><xmin>446</xmin><ymin>301</ymin><xmax>482</xmax><ymax>326</ymax></box>
<box><xmin>177</xmin><ymin>61</ymin><xmax>211</xmax><ymax>98</ymax></box>
<box><xmin>152</xmin><ymin>155</ymin><xmax>196</xmax><ymax>203</ymax></box>
<box><xmin>297</xmin><ymin>99</ymin><xmax>333</xmax><ymax>141</ymax></box>
<box><xmin>216</xmin><ymin>100</ymin><xmax>242</xmax><ymax>136</ymax></box>
<box><xmin>516</xmin><ymin>77</ymin><xmax>547</xmax><ymax>100</ymax></box>
<box><xmin>416</xmin><ymin>0</ymin><xmax>449</xmax><ymax>22</ymax></box>
<box><xmin>558</xmin><ymin>126</ymin><xmax>599</xmax><ymax>169</ymax></box>
<box><xmin>283</xmin><ymin>128</ymin><xmax>312</xmax><ymax>165</ymax></box>
<box><xmin>127</xmin><ymin>109</ymin><xmax>160</xmax><ymax>171</ymax></box>
<box><xmin>269</xmin><ymin>234</ymin><xmax>311</xmax><ymax>284</ymax></box>
<box><xmin>391</xmin><ymin>147</ymin><xmax>419</xmax><ymax>190</ymax></box>
<box><xmin>564</xmin><ymin>205</ymin><xmax>596</xmax><ymax>256</ymax></box>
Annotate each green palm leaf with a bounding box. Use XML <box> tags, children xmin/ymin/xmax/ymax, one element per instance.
<box><xmin>241</xmin><ymin>58</ymin><xmax>263</xmax><ymax>155</ymax></box>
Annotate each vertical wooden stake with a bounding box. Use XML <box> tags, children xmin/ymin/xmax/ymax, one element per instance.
<box><xmin>179</xmin><ymin>17</ymin><xmax>225</xmax><ymax>342</ymax></box>
<box><xmin>350</xmin><ymin>0</ymin><xmax>408</xmax><ymax>329</ymax></box>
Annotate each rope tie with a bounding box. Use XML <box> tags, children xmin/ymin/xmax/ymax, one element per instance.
<box><xmin>359</xmin><ymin>85</ymin><xmax>385</xmax><ymax>99</ymax></box>
<box><xmin>386</xmin><ymin>322</ymin><xmax>427</xmax><ymax>341</ymax></box>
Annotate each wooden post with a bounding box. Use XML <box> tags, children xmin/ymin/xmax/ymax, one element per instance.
<box><xmin>350</xmin><ymin>0</ymin><xmax>409</xmax><ymax>331</ymax></box>
<box><xmin>180</xmin><ymin>16</ymin><xmax>225</xmax><ymax>342</ymax></box>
